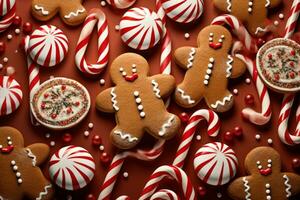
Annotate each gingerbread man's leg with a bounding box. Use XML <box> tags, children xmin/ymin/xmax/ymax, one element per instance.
<box><xmin>25</xmin><ymin>177</ymin><xmax>54</xmax><ymax>200</ymax></box>
<box><xmin>146</xmin><ymin>113</ymin><xmax>181</xmax><ymax>140</ymax></box>
<box><xmin>32</xmin><ymin>0</ymin><xmax>60</xmax><ymax>21</ymax></box>
<box><xmin>205</xmin><ymin>89</ymin><xmax>234</xmax><ymax>113</ymax></box>
<box><xmin>111</xmin><ymin>125</ymin><xmax>143</xmax><ymax>149</ymax></box>
<box><xmin>59</xmin><ymin>0</ymin><xmax>87</xmax><ymax>26</ymax></box>
<box><xmin>175</xmin><ymin>80</ymin><xmax>204</xmax><ymax>108</ymax></box>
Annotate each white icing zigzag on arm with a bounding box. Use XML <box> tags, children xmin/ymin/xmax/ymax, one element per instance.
<box><xmin>36</xmin><ymin>184</ymin><xmax>52</xmax><ymax>200</ymax></box>
<box><xmin>64</xmin><ymin>8</ymin><xmax>86</xmax><ymax>19</ymax></box>
<box><xmin>151</xmin><ymin>80</ymin><xmax>161</xmax><ymax>98</ymax></box>
<box><xmin>159</xmin><ymin>116</ymin><xmax>175</xmax><ymax>136</ymax></box>
<box><xmin>255</xmin><ymin>27</ymin><xmax>268</xmax><ymax>35</ymax></box>
<box><xmin>177</xmin><ymin>88</ymin><xmax>195</xmax><ymax>104</ymax></box>
<box><xmin>226</xmin><ymin>0</ymin><xmax>232</xmax><ymax>12</ymax></box>
<box><xmin>265</xmin><ymin>0</ymin><xmax>271</xmax><ymax>7</ymax></box>
<box><xmin>114</xmin><ymin>131</ymin><xmax>138</xmax><ymax>142</ymax></box>
<box><xmin>226</xmin><ymin>55</ymin><xmax>234</xmax><ymax>78</ymax></box>
<box><xmin>187</xmin><ymin>48</ymin><xmax>196</xmax><ymax>69</ymax></box>
<box><xmin>243</xmin><ymin>177</ymin><xmax>251</xmax><ymax>200</ymax></box>
<box><xmin>26</xmin><ymin>148</ymin><xmax>37</xmax><ymax>166</ymax></box>
<box><xmin>283</xmin><ymin>174</ymin><xmax>292</xmax><ymax>197</ymax></box>
<box><xmin>34</xmin><ymin>5</ymin><xmax>49</xmax><ymax>16</ymax></box>
<box><xmin>110</xmin><ymin>88</ymin><xmax>119</xmax><ymax>111</ymax></box>
<box><xmin>211</xmin><ymin>94</ymin><xmax>233</xmax><ymax>109</ymax></box>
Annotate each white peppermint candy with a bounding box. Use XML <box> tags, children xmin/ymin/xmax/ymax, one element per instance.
<box><xmin>161</xmin><ymin>0</ymin><xmax>204</xmax><ymax>23</ymax></box>
<box><xmin>28</xmin><ymin>25</ymin><xmax>69</xmax><ymax>67</ymax></box>
<box><xmin>49</xmin><ymin>145</ymin><xmax>95</xmax><ymax>190</ymax></box>
<box><xmin>0</xmin><ymin>76</ymin><xmax>23</xmax><ymax>116</ymax></box>
<box><xmin>194</xmin><ymin>142</ymin><xmax>238</xmax><ymax>186</ymax></box>
<box><xmin>0</xmin><ymin>0</ymin><xmax>15</xmax><ymax>17</ymax></box>
<box><xmin>120</xmin><ymin>7</ymin><xmax>163</xmax><ymax>50</ymax></box>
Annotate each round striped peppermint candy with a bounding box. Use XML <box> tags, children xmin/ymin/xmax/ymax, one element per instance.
<box><xmin>49</xmin><ymin>145</ymin><xmax>95</xmax><ymax>190</ymax></box>
<box><xmin>0</xmin><ymin>0</ymin><xmax>15</xmax><ymax>17</ymax></box>
<box><xmin>0</xmin><ymin>76</ymin><xmax>23</xmax><ymax>117</ymax></box>
<box><xmin>28</xmin><ymin>25</ymin><xmax>69</xmax><ymax>67</ymax></box>
<box><xmin>161</xmin><ymin>0</ymin><xmax>204</xmax><ymax>23</ymax></box>
<box><xmin>120</xmin><ymin>7</ymin><xmax>163</xmax><ymax>50</ymax></box>
<box><xmin>194</xmin><ymin>142</ymin><xmax>238</xmax><ymax>186</ymax></box>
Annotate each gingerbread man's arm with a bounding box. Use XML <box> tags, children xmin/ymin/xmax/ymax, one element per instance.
<box><xmin>149</xmin><ymin>74</ymin><xmax>176</xmax><ymax>98</ymax></box>
<box><xmin>228</xmin><ymin>177</ymin><xmax>249</xmax><ymax>200</ymax></box>
<box><xmin>174</xmin><ymin>47</ymin><xmax>197</xmax><ymax>70</ymax></box>
<box><xmin>284</xmin><ymin>173</ymin><xmax>300</xmax><ymax>196</ymax></box>
<box><xmin>96</xmin><ymin>87</ymin><xmax>116</xmax><ymax>113</ymax></box>
<box><xmin>229</xmin><ymin>56</ymin><xmax>246</xmax><ymax>79</ymax></box>
<box><xmin>26</xmin><ymin>143</ymin><xmax>50</xmax><ymax>166</ymax></box>
<box><xmin>213</xmin><ymin>0</ymin><xmax>229</xmax><ymax>13</ymax></box>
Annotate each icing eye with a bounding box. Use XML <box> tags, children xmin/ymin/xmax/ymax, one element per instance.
<box><xmin>209</xmin><ymin>58</ymin><xmax>215</xmax><ymax>63</ymax></box>
<box><xmin>218</xmin><ymin>39</ymin><xmax>223</xmax><ymax>43</ymax></box>
<box><xmin>119</xmin><ymin>67</ymin><xmax>124</xmax><ymax>72</ymax></box>
<box><xmin>209</xmin><ymin>33</ymin><xmax>214</xmax><ymax>37</ymax></box>
<box><xmin>132</xmin><ymin>68</ymin><xmax>137</xmax><ymax>73</ymax></box>
<box><xmin>268</xmin><ymin>159</ymin><xmax>272</xmax><ymax>163</ymax></box>
<box><xmin>209</xmin><ymin>38</ymin><xmax>213</xmax><ymax>42</ymax></box>
<box><xmin>7</xmin><ymin>137</ymin><xmax>11</xmax><ymax>141</ymax></box>
<box><xmin>132</xmin><ymin>64</ymin><xmax>136</xmax><ymax>68</ymax></box>
<box><xmin>8</xmin><ymin>141</ymin><xmax>12</xmax><ymax>145</ymax></box>
<box><xmin>221</xmin><ymin>35</ymin><xmax>225</xmax><ymax>39</ymax></box>
<box><xmin>0</xmin><ymin>145</ymin><xmax>2</xmax><ymax>148</ymax></box>
<box><xmin>122</xmin><ymin>71</ymin><xmax>127</xmax><ymax>76</ymax></box>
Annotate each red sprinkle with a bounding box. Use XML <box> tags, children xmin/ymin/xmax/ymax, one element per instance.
<box><xmin>66</xmin><ymin>107</ymin><xmax>72</xmax><ymax>114</ymax></box>
<box><xmin>51</xmin><ymin>114</ymin><xmax>57</xmax><ymax>119</ymax></box>
<box><xmin>43</xmin><ymin>93</ymin><xmax>49</xmax><ymax>98</ymax></box>
<box><xmin>61</xmin><ymin>85</ymin><xmax>66</xmax><ymax>90</ymax></box>
<box><xmin>291</xmin><ymin>50</ymin><xmax>296</xmax><ymax>56</ymax></box>
<box><xmin>62</xmin><ymin>133</ymin><xmax>72</xmax><ymax>143</ymax></box>
<box><xmin>245</xmin><ymin>94</ymin><xmax>255</xmax><ymax>106</ymax></box>
<box><xmin>179</xmin><ymin>112</ymin><xmax>189</xmax><ymax>123</ymax></box>
<box><xmin>92</xmin><ymin>135</ymin><xmax>102</xmax><ymax>146</ymax></box>
<box><xmin>290</xmin><ymin>72</ymin><xmax>295</xmax><ymax>79</ymax></box>
<box><xmin>75</xmin><ymin>101</ymin><xmax>80</xmax><ymax>106</ymax></box>
<box><xmin>41</xmin><ymin>103</ymin><xmax>46</xmax><ymax>109</ymax></box>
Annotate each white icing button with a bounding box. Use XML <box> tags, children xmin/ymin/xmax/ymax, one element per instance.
<box><xmin>268</xmin><ymin>164</ymin><xmax>272</xmax><ymax>168</ymax></box>
<box><xmin>17</xmin><ymin>179</ymin><xmax>22</xmax><ymax>184</ymax></box>
<box><xmin>204</xmin><ymin>75</ymin><xmax>210</xmax><ymax>80</ymax></box>
<box><xmin>123</xmin><ymin>172</ymin><xmax>129</xmax><ymax>178</ymax></box>
<box><xmin>137</xmin><ymin>105</ymin><xmax>143</xmax><ymax>111</ymax></box>
<box><xmin>134</xmin><ymin>91</ymin><xmax>139</xmax><ymax>97</ymax></box>
<box><xmin>84</xmin><ymin>131</ymin><xmax>90</xmax><ymax>137</ymax></box>
<box><xmin>135</xmin><ymin>98</ymin><xmax>142</xmax><ymax>104</ymax></box>
<box><xmin>204</xmin><ymin>80</ymin><xmax>209</xmax><ymax>85</ymax></box>
<box><xmin>16</xmin><ymin>172</ymin><xmax>21</xmax><ymax>177</ymax></box>
<box><xmin>88</xmin><ymin>123</ymin><xmax>94</xmax><ymax>129</ymax></box>
<box><xmin>248</xmin><ymin>2</ymin><xmax>253</xmax><ymax>6</ymax></box>
<box><xmin>208</xmin><ymin>63</ymin><xmax>213</xmax><ymax>68</ymax></box>
<box><xmin>248</xmin><ymin>8</ymin><xmax>252</xmax><ymax>12</ymax></box>
<box><xmin>11</xmin><ymin>160</ymin><xmax>16</xmax><ymax>165</ymax></box>
<box><xmin>266</xmin><ymin>189</ymin><xmax>271</xmax><ymax>194</ymax></box>
<box><xmin>267</xmin><ymin>195</ymin><xmax>271</xmax><ymax>200</ymax></box>
<box><xmin>13</xmin><ymin>166</ymin><xmax>18</xmax><ymax>171</ymax></box>
<box><xmin>209</xmin><ymin>58</ymin><xmax>214</xmax><ymax>63</ymax></box>
<box><xmin>206</xmin><ymin>69</ymin><xmax>212</xmax><ymax>74</ymax></box>
<box><xmin>266</xmin><ymin>183</ymin><xmax>271</xmax><ymax>188</ymax></box>
<box><xmin>140</xmin><ymin>112</ymin><xmax>146</xmax><ymax>118</ymax></box>
<box><xmin>184</xmin><ymin>33</ymin><xmax>190</xmax><ymax>39</ymax></box>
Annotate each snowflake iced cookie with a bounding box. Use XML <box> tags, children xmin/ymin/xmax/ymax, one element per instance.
<box><xmin>96</xmin><ymin>53</ymin><xmax>181</xmax><ymax>149</ymax></box>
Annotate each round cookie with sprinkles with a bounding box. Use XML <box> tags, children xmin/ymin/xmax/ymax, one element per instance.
<box><xmin>30</xmin><ymin>77</ymin><xmax>90</xmax><ymax>130</ymax></box>
<box><xmin>256</xmin><ymin>38</ymin><xmax>300</xmax><ymax>93</ymax></box>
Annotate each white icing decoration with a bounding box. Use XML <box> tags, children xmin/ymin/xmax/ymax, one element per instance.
<box><xmin>34</xmin><ymin>5</ymin><xmax>49</xmax><ymax>16</ymax></box>
<box><xmin>111</xmin><ymin>88</ymin><xmax>119</xmax><ymax>111</ymax></box>
<box><xmin>187</xmin><ymin>48</ymin><xmax>196</xmax><ymax>69</ymax></box>
<box><xmin>114</xmin><ymin>131</ymin><xmax>138</xmax><ymax>142</ymax></box>
<box><xmin>158</xmin><ymin>116</ymin><xmax>175</xmax><ymax>136</ymax></box>
<box><xmin>64</xmin><ymin>8</ymin><xmax>86</xmax><ymax>19</ymax></box>
<box><xmin>211</xmin><ymin>94</ymin><xmax>233</xmax><ymax>109</ymax></box>
<box><xmin>177</xmin><ymin>88</ymin><xmax>195</xmax><ymax>104</ymax></box>
<box><xmin>36</xmin><ymin>184</ymin><xmax>52</xmax><ymax>200</ymax></box>
<box><xmin>26</xmin><ymin>148</ymin><xmax>37</xmax><ymax>166</ymax></box>
<box><xmin>255</xmin><ymin>27</ymin><xmax>268</xmax><ymax>35</ymax></box>
<box><xmin>283</xmin><ymin>174</ymin><xmax>292</xmax><ymax>197</ymax></box>
<box><xmin>243</xmin><ymin>177</ymin><xmax>251</xmax><ymax>200</ymax></box>
<box><xmin>151</xmin><ymin>80</ymin><xmax>161</xmax><ymax>98</ymax></box>
<box><xmin>226</xmin><ymin>55</ymin><xmax>233</xmax><ymax>78</ymax></box>
<box><xmin>226</xmin><ymin>0</ymin><xmax>232</xmax><ymax>12</ymax></box>
<box><xmin>265</xmin><ymin>0</ymin><xmax>271</xmax><ymax>7</ymax></box>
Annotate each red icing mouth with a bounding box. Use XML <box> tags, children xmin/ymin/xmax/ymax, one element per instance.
<box><xmin>0</xmin><ymin>145</ymin><xmax>14</xmax><ymax>154</ymax></box>
<box><xmin>209</xmin><ymin>42</ymin><xmax>222</xmax><ymax>49</ymax></box>
<box><xmin>259</xmin><ymin>168</ymin><xmax>272</xmax><ymax>176</ymax></box>
<box><xmin>125</xmin><ymin>73</ymin><xmax>138</xmax><ymax>82</ymax></box>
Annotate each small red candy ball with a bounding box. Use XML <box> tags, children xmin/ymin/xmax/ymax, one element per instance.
<box><xmin>92</xmin><ymin>135</ymin><xmax>102</xmax><ymax>146</ymax></box>
<box><xmin>198</xmin><ymin>186</ymin><xmax>207</xmax><ymax>196</ymax></box>
<box><xmin>224</xmin><ymin>131</ymin><xmax>234</xmax><ymax>142</ymax></box>
<box><xmin>0</xmin><ymin>42</ymin><xmax>5</xmax><ymax>55</ymax></box>
<box><xmin>245</xmin><ymin>94</ymin><xmax>255</xmax><ymax>106</ymax></box>
<box><xmin>23</xmin><ymin>22</ymin><xmax>33</xmax><ymax>35</ymax></box>
<box><xmin>292</xmin><ymin>158</ymin><xmax>300</xmax><ymax>170</ymax></box>
<box><xmin>13</xmin><ymin>16</ymin><xmax>22</xmax><ymax>27</ymax></box>
<box><xmin>100</xmin><ymin>152</ymin><xmax>111</xmax><ymax>164</ymax></box>
<box><xmin>86</xmin><ymin>194</ymin><xmax>96</xmax><ymax>200</ymax></box>
<box><xmin>234</xmin><ymin>126</ymin><xmax>243</xmax><ymax>138</ymax></box>
<box><xmin>179</xmin><ymin>112</ymin><xmax>189</xmax><ymax>123</ymax></box>
<box><xmin>62</xmin><ymin>133</ymin><xmax>72</xmax><ymax>143</ymax></box>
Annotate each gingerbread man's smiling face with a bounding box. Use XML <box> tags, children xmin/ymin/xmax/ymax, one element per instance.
<box><xmin>0</xmin><ymin>127</ymin><xmax>24</xmax><ymax>155</ymax></box>
<box><xmin>197</xmin><ymin>25</ymin><xmax>233</xmax><ymax>52</ymax></box>
<box><xmin>245</xmin><ymin>147</ymin><xmax>281</xmax><ymax>176</ymax></box>
<box><xmin>110</xmin><ymin>53</ymin><xmax>150</xmax><ymax>84</ymax></box>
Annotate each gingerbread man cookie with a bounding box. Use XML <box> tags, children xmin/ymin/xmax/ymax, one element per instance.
<box><xmin>96</xmin><ymin>53</ymin><xmax>181</xmax><ymax>149</ymax></box>
<box><xmin>174</xmin><ymin>25</ymin><xmax>246</xmax><ymax>112</ymax></box>
<box><xmin>0</xmin><ymin>126</ymin><xmax>54</xmax><ymax>200</ymax></box>
<box><xmin>228</xmin><ymin>146</ymin><xmax>300</xmax><ymax>200</ymax></box>
<box><xmin>213</xmin><ymin>0</ymin><xmax>282</xmax><ymax>36</ymax></box>
<box><xmin>31</xmin><ymin>0</ymin><xmax>87</xmax><ymax>26</ymax></box>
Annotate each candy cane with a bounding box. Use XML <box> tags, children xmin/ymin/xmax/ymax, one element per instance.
<box><xmin>0</xmin><ymin>3</ymin><xmax>15</xmax><ymax>33</ymax></box>
<box><xmin>236</xmin><ymin>54</ymin><xmax>272</xmax><ymax>125</ymax></box>
<box><xmin>75</xmin><ymin>9</ymin><xmax>109</xmax><ymax>75</ymax></box>
<box><xmin>105</xmin><ymin>0</ymin><xmax>136</xmax><ymax>9</ymax></box>
<box><xmin>277</xmin><ymin>0</ymin><xmax>300</xmax><ymax>145</ymax></box>
<box><xmin>211</xmin><ymin>14</ymin><xmax>258</xmax><ymax>53</ymax></box>
<box><xmin>139</xmin><ymin>165</ymin><xmax>196</xmax><ymax>200</ymax></box>
<box><xmin>173</xmin><ymin>109</ymin><xmax>221</xmax><ymax>168</ymax></box>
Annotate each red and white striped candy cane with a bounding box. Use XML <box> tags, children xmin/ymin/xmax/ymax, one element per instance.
<box><xmin>106</xmin><ymin>0</ymin><xmax>136</xmax><ymax>9</ymax></box>
<box><xmin>236</xmin><ymin>54</ymin><xmax>272</xmax><ymax>125</ymax></box>
<box><xmin>173</xmin><ymin>109</ymin><xmax>221</xmax><ymax>168</ymax></box>
<box><xmin>98</xmin><ymin>140</ymin><xmax>165</xmax><ymax>200</ymax></box>
<box><xmin>139</xmin><ymin>165</ymin><xmax>196</xmax><ymax>200</ymax></box>
<box><xmin>75</xmin><ymin>9</ymin><xmax>109</xmax><ymax>75</ymax></box>
<box><xmin>211</xmin><ymin>14</ymin><xmax>258</xmax><ymax>53</ymax></box>
<box><xmin>278</xmin><ymin>0</ymin><xmax>300</xmax><ymax>145</ymax></box>
<box><xmin>117</xmin><ymin>189</ymin><xmax>178</xmax><ymax>200</ymax></box>
<box><xmin>0</xmin><ymin>3</ymin><xmax>16</xmax><ymax>33</ymax></box>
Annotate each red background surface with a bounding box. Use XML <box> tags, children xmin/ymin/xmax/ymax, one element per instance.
<box><xmin>0</xmin><ymin>0</ymin><xmax>299</xmax><ymax>199</ymax></box>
